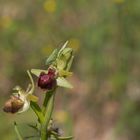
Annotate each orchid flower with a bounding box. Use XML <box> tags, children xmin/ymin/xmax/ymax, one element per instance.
<box><xmin>3</xmin><ymin>71</ymin><xmax>38</xmax><ymax>113</ymax></box>
<box><xmin>31</xmin><ymin>41</ymin><xmax>74</xmax><ymax>90</ymax></box>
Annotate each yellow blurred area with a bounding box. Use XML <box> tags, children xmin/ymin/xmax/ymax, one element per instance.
<box><xmin>41</xmin><ymin>45</ymin><xmax>54</xmax><ymax>56</ymax></box>
<box><xmin>54</xmin><ymin>110</ymin><xmax>68</xmax><ymax>123</ymax></box>
<box><xmin>0</xmin><ymin>16</ymin><xmax>13</xmax><ymax>29</ymax></box>
<box><xmin>113</xmin><ymin>0</ymin><xmax>125</xmax><ymax>4</ymax></box>
<box><xmin>43</xmin><ymin>0</ymin><xmax>57</xmax><ymax>13</ymax></box>
<box><xmin>69</xmin><ymin>38</ymin><xmax>80</xmax><ymax>52</ymax></box>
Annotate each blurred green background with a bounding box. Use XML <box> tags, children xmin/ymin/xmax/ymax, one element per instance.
<box><xmin>0</xmin><ymin>0</ymin><xmax>140</xmax><ymax>140</ymax></box>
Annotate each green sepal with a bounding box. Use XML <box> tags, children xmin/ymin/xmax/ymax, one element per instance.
<box><xmin>59</xmin><ymin>70</ymin><xmax>73</xmax><ymax>77</ymax></box>
<box><xmin>56</xmin><ymin>41</ymin><xmax>74</xmax><ymax>71</ymax></box>
<box><xmin>31</xmin><ymin>69</ymin><xmax>48</xmax><ymax>77</ymax></box>
<box><xmin>57</xmin><ymin>41</ymin><xmax>68</xmax><ymax>56</ymax></box>
<box><xmin>58</xmin><ymin>48</ymin><xmax>73</xmax><ymax>60</ymax></box>
<box><xmin>56</xmin><ymin>58</ymin><xmax>67</xmax><ymax>71</ymax></box>
<box><xmin>45</xmin><ymin>48</ymin><xmax>59</xmax><ymax>66</ymax></box>
<box><xmin>27</xmin><ymin>94</ymin><xmax>38</xmax><ymax>102</ymax></box>
<box><xmin>57</xmin><ymin>77</ymin><xmax>73</xmax><ymax>89</ymax></box>
<box><xmin>65</xmin><ymin>56</ymin><xmax>74</xmax><ymax>71</ymax></box>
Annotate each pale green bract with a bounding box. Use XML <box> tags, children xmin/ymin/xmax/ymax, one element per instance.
<box><xmin>56</xmin><ymin>41</ymin><xmax>74</xmax><ymax>71</ymax></box>
<box><xmin>45</xmin><ymin>48</ymin><xmax>59</xmax><ymax>67</ymax></box>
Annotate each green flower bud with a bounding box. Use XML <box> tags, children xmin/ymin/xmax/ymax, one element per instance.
<box><xmin>56</xmin><ymin>41</ymin><xmax>74</xmax><ymax>71</ymax></box>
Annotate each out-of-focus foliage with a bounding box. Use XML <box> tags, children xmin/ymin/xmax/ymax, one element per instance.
<box><xmin>0</xmin><ymin>0</ymin><xmax>140</xmax><ymax>140</ymax></box>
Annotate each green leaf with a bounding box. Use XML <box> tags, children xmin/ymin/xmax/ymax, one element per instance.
<box><xmin>51</xmin><ymin>131</ymin><xmax>73</xmax><ymax>140</ymax></box>
<box><xmin>14</xmin><ymin>122</ymin><xmax>23</xmax><ymax>140</ymax></box>
<box><xmin>24</xmin><ymin>135</ymin><xmax>40</xmax><ymax>139</ymax></box>
<box><xmin>57</xmin><ymin>41</ymin><xmax>74</xmax><ymax>71</ymax></box>
<box><xmin>27</xmin><ymin>123</ymin><xmax>38</xmax><ymax>131</ymax></box>
<box><xmin>57</xmin><ymin>77</ymin><xmax>73</xmax><ymax>89</ymax></box>
<box><xmin>31</xmin><ymin>69</ymin><xmax>48</xmax><ymax>77</ymax></box>
<box><xmin>65</xmin><ymin>56</ymin><xmax>74</xmax><ymax>71</ymax></box>
<box><xmin>30</xmin><ymin>101</ymin><xmax>44</xmax><ymax>123</ymax></box>
<box><xmin>58</xmin><ymin>136</ymin><xmax>73</xmax><ymax>140</ymax></box>
<box><xmin>45</xmin><ymin>48</ymin><xmax>59</xmax><ymax>66</ymax></box>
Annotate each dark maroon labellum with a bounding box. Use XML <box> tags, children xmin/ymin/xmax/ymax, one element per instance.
<box><xmin>38</xmin><ymin>68</ymin><xmax>56</xmax><ymax>90</ymax></box>
<box><xmin>3</xmin><ymin>96</ymin><xmax>24</xmax><ymax>113</ymax></box>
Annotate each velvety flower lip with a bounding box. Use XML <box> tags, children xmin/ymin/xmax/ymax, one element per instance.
<box><xmin>38</xmin><ymin>68</ymin><xmax>57</xmax><ymax>90</ymax></box>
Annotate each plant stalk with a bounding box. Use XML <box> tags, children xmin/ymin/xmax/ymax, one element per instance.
<box><xmin>41</xmin><ymin>91</ymin><xmax>55</xmax><ymax>140</ymax></box>
<box><xmin>30</xmin><ymin>101</ymin><xmax>44</xmax><ymax>123</ymax></box>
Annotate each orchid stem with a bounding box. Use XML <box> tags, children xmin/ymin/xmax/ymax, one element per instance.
<box><xmin>30</xmin><ymin>101</ymin><xmax>44</xmax><ymax>123</ymax></box>
<box><xmin>42</xmin><ymin>91</ymin><xmax>53</xmax><ymax>115</ymax></box>
<box><xmin>41</xmin><ymin>91</ymin><xmax>55</xmax><ymax>140</ymax></box>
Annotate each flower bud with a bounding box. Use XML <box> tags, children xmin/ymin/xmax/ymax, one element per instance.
<box><xmin>56</xmin><ymin>42</ymin><xmax>74</xmax><ymax>71</ymax></box>
<box><xmin>38</xmin><ymin>68</ymin><xmax>56</xmax><ymax>90</ymax></box>
<box><xmin>3</xmin><ymin>96</ymin><xmax>24</xmax><ymax>113</ymax></box>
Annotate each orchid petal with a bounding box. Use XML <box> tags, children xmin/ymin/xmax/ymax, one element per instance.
<box><xmin>57</xmin><ymin>77</ymin><xmax>73</xmax><ymax>89</ymax></box>
<box><xmin>31</xmin><ymin>69</ymin><xmax>48</xmax><ymax>77</ymax></box>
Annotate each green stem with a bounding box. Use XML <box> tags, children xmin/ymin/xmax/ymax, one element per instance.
<box><xmin>14</xmin><ymin>122</ymin><xmax>23</xmax><ymax>140</ymax></box>
<box><xmin>30</xmin><ymin>101</ymin><xmax>44</xmax><ymax>123</ymax></box>
<box><xmin>41</xmin><ymin>92</ymin><xmax>55</xmax><ymax>140</ymax></box>
<box><xmin>42</xmin><ymin>91</ymin><xmax>53</xmax><ymax>115</ymax></box>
